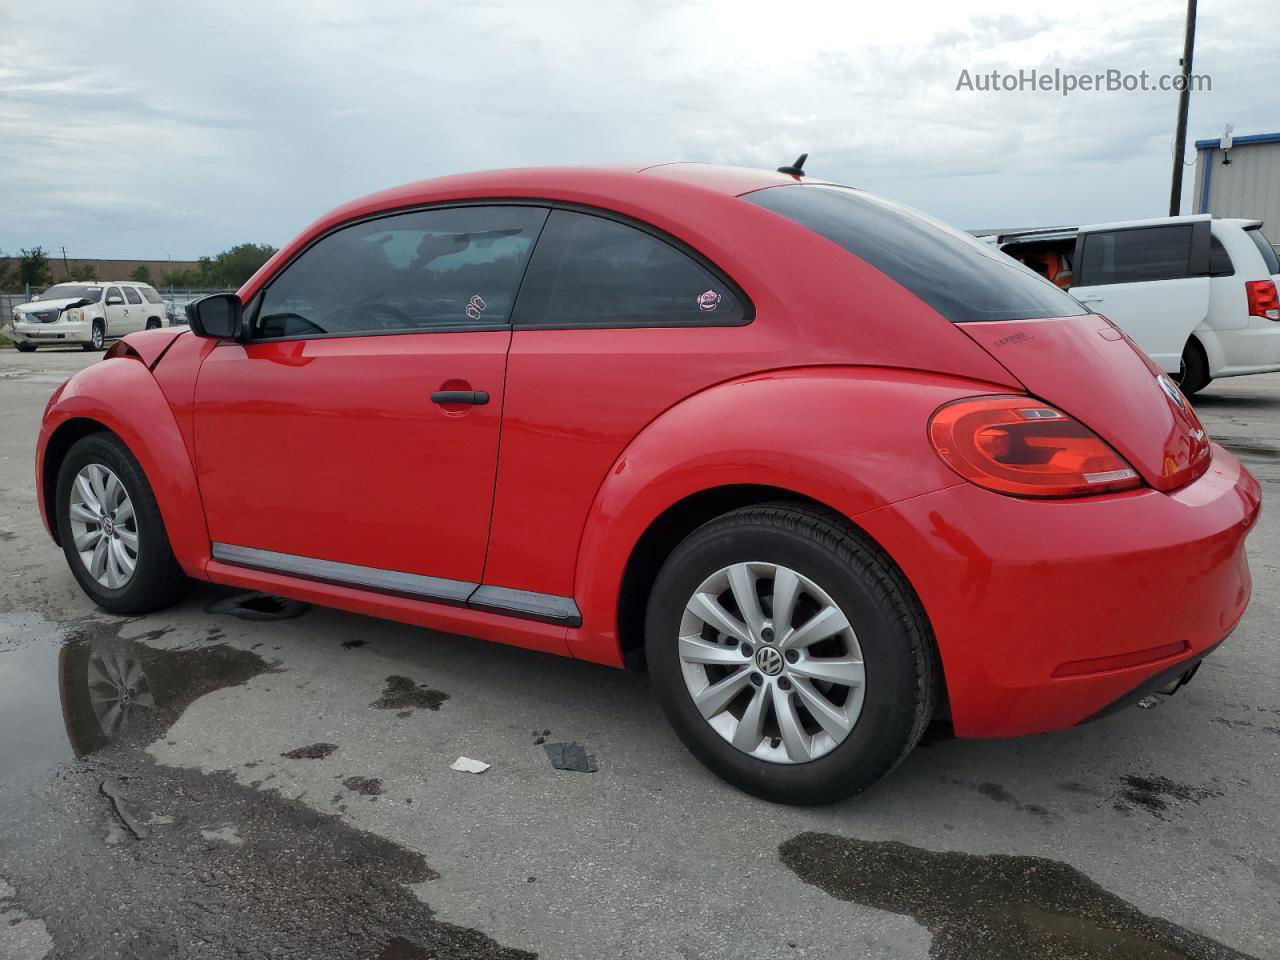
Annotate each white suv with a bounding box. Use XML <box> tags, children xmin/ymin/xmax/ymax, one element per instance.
<box><xmin>7</xmin><ymin>281</ymin><xmax>170</xmax><ymax>352</ymax></box>
<box><xmin>983</xmin><ymin>215</ymin><xmax>1280</xmax><ymax>394</ymax></box>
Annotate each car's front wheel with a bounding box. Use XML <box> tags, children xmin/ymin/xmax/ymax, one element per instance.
<box><xmin>15</xmin><ymin>341</ymin><xmax>36</xmax><ymax>353</ymax></box>
<box><xmin>82</xmin><ymin>321</ymin><xmax>105</xmax><ymax>352</ymax></box>
<box><xmin>55</xmin><ymin>433</ymin><xmax>189</xmax><ymax>614</ymax></box>
<box><xmin>646</xmin><ymin>503</ymin><xmax>939</xmax><ymax>805</ymax></box>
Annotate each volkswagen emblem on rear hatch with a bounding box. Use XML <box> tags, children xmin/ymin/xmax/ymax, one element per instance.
<box><xmin>755</xmin><ymin>646</ymin><xmax>784</xmax><ymax>677</ymax></box>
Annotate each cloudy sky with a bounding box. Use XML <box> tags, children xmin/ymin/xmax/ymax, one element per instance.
<box><xmin>1</xmin><ymin>0</ymin><xmax>1275</xmax><ymax>259</ymax></box>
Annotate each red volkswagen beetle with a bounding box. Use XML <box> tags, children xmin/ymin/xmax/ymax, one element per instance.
<box><xmin>37</xmin><ymin>163</ymin><xmax>1260</xmax><ymax>804</ymax></box>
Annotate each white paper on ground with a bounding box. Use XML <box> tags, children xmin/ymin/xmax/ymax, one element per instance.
<box><xmin>450</xmin><ymin>756</ymin><xmax>491</xmax><ymax>774</ymax></box>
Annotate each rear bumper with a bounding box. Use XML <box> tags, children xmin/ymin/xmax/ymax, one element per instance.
<box><xmin>857</xmin><ymin>443</ymin><xmax>1261</xmax><ymax>737</ymax></box>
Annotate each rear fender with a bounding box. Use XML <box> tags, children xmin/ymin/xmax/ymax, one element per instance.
<box><xmin>567</xmin><ymin>367</ymin><xmax>1007</xmax><ymax>665</ymax></box>
<box><xmin>38</xmin><ymin>357</ymin><xmax>211</xmax><ymax>577</ymax></box>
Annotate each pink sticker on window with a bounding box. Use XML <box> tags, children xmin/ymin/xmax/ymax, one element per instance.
<box><xmin>696</xmin><ymin>290</ymin><xmax>721</xmax><ymax>312</ymax></box>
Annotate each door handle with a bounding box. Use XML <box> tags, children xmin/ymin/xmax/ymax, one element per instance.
<box><xmin>1077</xmin><ymin>297</ymin><xmax>1104</xmax><ymax>304</ymax></box>
<box><xmin>431</xmin><ymin>390</ymin><xmax>489</xmax><ymax>405</ymax></box>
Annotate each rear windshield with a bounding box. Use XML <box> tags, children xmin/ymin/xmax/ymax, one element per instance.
<box><xmin>1246</xmin><ymin>226</ymin><xmax>1280</xmax><ymax>275</ymax></box>
<box><xmin>37</xmin><ymin>284</ymin><xmax>103</xmax><ymax>303</ymax></box>
<box><xmin>745</xmin><ymin>184</ymin><xmax>1088</xmax><ymax>324</ymax></box>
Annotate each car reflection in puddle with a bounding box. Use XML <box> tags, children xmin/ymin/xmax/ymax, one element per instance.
<box><xmin>0</xmin><ymin>611</ymin><xmax>273</xmax><ymax>772</ymax></box>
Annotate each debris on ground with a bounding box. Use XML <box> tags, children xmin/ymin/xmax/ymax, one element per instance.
<box><xmin>100</xmin><ymin>779</ymin><xmax>148</xmax><ymax>839</ymax></box>
<box><xmin>205</xmin><ymin>591</ymin><xmax>310</xmax><ymax>621</ymax></box>
<box><xmin>543</xmin><ymin>742</ymin><xmax>597</xmax><ymax>773</ymax></box>
<box><xmin>200</xmin><ymin>824</ymin><xmax>245</xmax><ymax>846</ymax></box>
<box><xmin>342</xmin><ymin>776</ymin><xmax>385</xmax><ymax>796</ymax></box>
<box><xmin>341</xmin><ymin>639</ymin><xmax>367</xmax><ymax>649</ymax></box>
<box><xmin>450</xmin><ymin>757</ymin><xmax>491</xmax><ymax>774</ymax></box>
<box><xmin>1136</xmin><ymin>695</ymin><xmax>1163</xmax><ymax>710</ymax></box>
<box><xmin>282</xmin><ymin>743</ymin><xmax>339</xmax><ymax>759</ymax></box>
<box><xmin>371</xmin><ymin>675</ymin><xmax>449</xmax><ymax>712</ymax></box>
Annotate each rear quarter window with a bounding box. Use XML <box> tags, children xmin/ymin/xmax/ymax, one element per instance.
<box><xmin>744</xmin><ymin>184</ymin><xmax>1086</xmax><ymax>324</ymax></box>
<box><xmin>1246</xmin><ymin>227</ymin><xmax>1280</xmax><ymax>275</ymax></box>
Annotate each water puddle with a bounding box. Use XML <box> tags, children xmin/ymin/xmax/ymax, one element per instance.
<box><xmin>780</xmin><ymin>832</ymin><xmax>1258</xmax><ymax>959</ymax></box>
<box><xmin>0</xmin><ymin>611</ymin><xmax>273</xmax><ymax>775</ymax></box>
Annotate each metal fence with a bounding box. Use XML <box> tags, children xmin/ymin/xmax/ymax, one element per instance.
<box><xmin>1</xmin><ymin>287</ymin><xmax>236</xmax><ymax>327</ymax></box>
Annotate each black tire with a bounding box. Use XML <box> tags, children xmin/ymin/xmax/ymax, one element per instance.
<box><xmin>83</xmin><ymin>321</ymin><xmax>105</xmax><ymax>352</ymax></box>
<box><xmin>56</xmin><ymin>433</ymin><xmax>189</xmax><ymax>615</ymax></box>
<box><xmin>145</xmin><ymin>319</ymin><xmax>161</xmax><ymax>330</ymax></box>
<box><xmin>645</xmin><ymin>503</ymin><xmax>939</xmax><ymax>805</ymax></box>
<box><xmin>1175</xmin><ymin>339</ymin><xmax>1211</xmax><ymax>396</ymax></box>
<box><xmin>15</xmin><ymin>341</ymin><xmax>36</xmax><ymax>353</ymax></box>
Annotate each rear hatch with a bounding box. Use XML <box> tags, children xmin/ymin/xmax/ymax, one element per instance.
<box><xmin>743</xmin><ymin>184</ymin><xmax>1212</xmax><ymax>493</ymax></box>
<box><xmin>958</xmin><ymin>314</ymin><xmax>1211</xmax><ymax>492</ymax></box>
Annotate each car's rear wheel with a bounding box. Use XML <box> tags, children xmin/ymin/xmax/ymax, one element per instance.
<box><xmin>56</xmin><ymin>433</ymin><xmax>189</xmax><ymax>614</ymax></box>
<box><xmin>83</xmin><ymin>321</ymin><xmax>105</xmax><ymax>352</ymax></box>
<box><xmin>145</xmin><ymin>319</ymin><xmax>161</xmax><ymax>330</ymax></box>
<box><xmin>15</xmin><ymin>342</ymin><xmax>36</xmax><ymax>352</ymax></box>
<box><xmin>1174</xmin><ymin>339</ymin><xmax>1211</xmax><ymax>396</ymax></box>
<box><xmin>645</xmin><ymin>503</ymin><xmax>939</xmax><ymax>805</ymax></box>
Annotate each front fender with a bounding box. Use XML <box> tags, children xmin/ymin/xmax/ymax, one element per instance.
<box><xmin>38</xmin><ymin>357</ymin><xmax>211</xmax><ymax>577</ymax></box>
<box><xmin>568</xmin><ymin>367</ymin><xmax>1007</xmax><ymax>664</ymax></box>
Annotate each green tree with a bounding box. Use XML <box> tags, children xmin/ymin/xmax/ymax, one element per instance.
<box><xmin>130</xmin><ymin>264</ymin><xmax>153</xmax><ymax>283</ymax></box>
<box><xmin>158</xmin><ymin>243</ymin><xmax>278</xmax><ymax>289</ymax></box>
<box><xmin>204</xmin><ymin>243</ymin><xmax>277</xmax><ymax>287</ymax></box>
<box><xmin>17</xmin><ymin>247</ymin><xmax>53</xmax><ymax>288</ymax></box>
<box><xmin>0</xmin><ymin>252</ymin><xmax>14</xmax><ymax>291</ymax></box>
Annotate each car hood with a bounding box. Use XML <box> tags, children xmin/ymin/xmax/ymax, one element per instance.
<box><xmin>959</xmin><ymin>313</ymin><xmax>1212</xmax><ymax>492</ymax></box>
<box><xmin>14</xmin><ymin>298</ymin><xmax>86</xmax><ymax>314</ymax></box>
<box><xmin>116</xmin><ymin>328</ymin><xmax>187</xmax><ymax>367</ymax></box>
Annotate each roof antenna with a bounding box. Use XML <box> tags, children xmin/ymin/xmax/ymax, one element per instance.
<box><xmin>777</xmin><ymin>153</ymin><xmax>808</xmax><ymax>177</ymax></box>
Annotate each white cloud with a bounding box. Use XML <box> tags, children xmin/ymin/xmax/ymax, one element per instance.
<box><xmin>0</xmin><ymin>0</ymin><xmax>1273</xmax><ymax>258</ymax></box>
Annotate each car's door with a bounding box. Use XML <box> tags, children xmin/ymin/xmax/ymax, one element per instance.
<box><xmin>1069</xmin><ymin>222</ymin><xmax>1211</xmax><ymax>373</ymax></box>
<box><xmin>121</xmin><ymin>285</ymin><xmax>145</xmax><ymax>332</ymax></box>
<box><xmin>482</xmin><ymin>208</ymin><xmax>754</xmax><ymax>603</ymax></box>
<box><xmin>102</xmin><ymin>286</ymin><xmax>128</xmax><ymax>336</ymax></box>
<box><xmin>193</xmin><ymin>204</ymin><xmax>549</xmax><ymax>592</ymax></box>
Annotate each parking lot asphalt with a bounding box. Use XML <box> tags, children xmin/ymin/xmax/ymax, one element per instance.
<box><xmin>0</xmin><ymin>346</ymin><xmax>1277</xmax><ymax>960</ymax></box>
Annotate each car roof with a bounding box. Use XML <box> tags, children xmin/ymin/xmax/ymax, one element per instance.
<box><xmin>315</xmin><ymin>163</ymin><xmax>824</xmax><ymax>230</ymax></box>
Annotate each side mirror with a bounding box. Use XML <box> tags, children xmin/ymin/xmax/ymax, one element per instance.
<box><xmin>187</xmin><ymin>294</ymin><xmax>244</xmax><ymax>340</ymax></box>
<box><xmin>106</xmin><ymin>295</ymin><xmax>124</xmax><ymax>306</ymax></box>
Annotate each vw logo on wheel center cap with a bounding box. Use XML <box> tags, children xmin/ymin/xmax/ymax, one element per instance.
<box><xmin>754</xmin><ymin>646</ymin><xmax>784</xmax><ymax>677</ymax></box>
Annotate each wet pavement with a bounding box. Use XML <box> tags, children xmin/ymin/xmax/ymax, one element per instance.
<box><xmin>0</xmin><ymin>348</ymin><xmax>1278</xmax><ymax>959</ymax></box>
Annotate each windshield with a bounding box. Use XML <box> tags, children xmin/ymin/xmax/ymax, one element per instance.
<box><xmin>36</xmin><ymin>284</ymin><xmax>103</xmax><ymax>303</ymax></box>
<box><xmin>745</xmin><ymin>184</ymin><xmax>1088</xmax><ymax>324</ymax></box>
<box><xmin>1246</xmin><ymin>226</ymin><xmax>1280</xmax><ymax>275</ymax></box>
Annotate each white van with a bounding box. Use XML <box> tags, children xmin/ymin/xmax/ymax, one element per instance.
<box><xmin>8</xmin><ymin>281</ymin><xmax>170</xmax><ymax>352</ymax></box>
<box><xmin>984</xmin><ymin>215</ymin><xmax>1280</xmax><ymax>394</ymax></box>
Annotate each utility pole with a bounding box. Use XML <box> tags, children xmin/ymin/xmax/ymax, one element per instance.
<box><xmin>60</xmin><ymin>245</ymin><xmax>71</xmax><ymax>279</ymax></box>
<box><xmin>1168</xmin><ymin>0</ymin><xmax>1198</xmax><ymax>216</ymax></box>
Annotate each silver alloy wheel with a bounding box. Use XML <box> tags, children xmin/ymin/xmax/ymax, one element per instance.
<box><xmin>678</xmin><ymin>561</ymin><xmax>866</xmax><ymax>764</ymax></box>
<box><xmin>87</xmin><ymin>649</ymin><xmax>154</xmax><ymax>737</ymax></box>
<box><xmin>69</xmin><ymin>463</ymin><xmax>139</xmax><ymax>588</ymax></box>
<box><xmin>91</xmin><ymin>325</ymin><xmax>104</xmax><ymax>349</ymax></box>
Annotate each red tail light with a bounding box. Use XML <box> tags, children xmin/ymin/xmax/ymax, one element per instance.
<box><xmin>1246</xmin><ymin>279</ymin><xmax>1280</xmax><ymax>321</ymax></box>
<box><xmin>929</xmin><ymin>396</ymin><xmax>1142</xmax><ymax>498</ymax></box>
